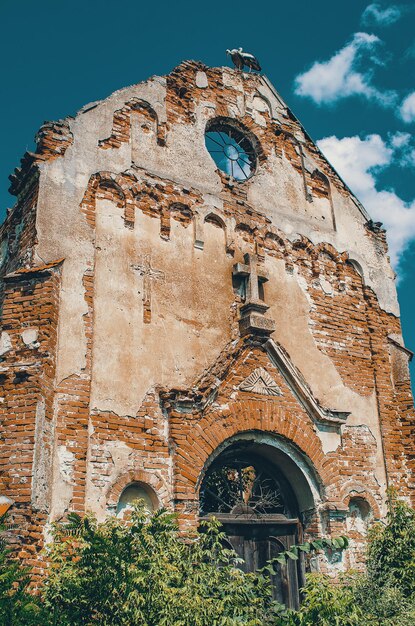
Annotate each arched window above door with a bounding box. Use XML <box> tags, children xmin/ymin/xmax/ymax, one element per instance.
<box><xmin>200</xmin><ymin>453</ymin><xmax>292</xmax><ymax>517</ymax></box>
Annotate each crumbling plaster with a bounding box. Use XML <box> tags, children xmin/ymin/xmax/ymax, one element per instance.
<box><xmin>33</xmin><ymin>74</ymin><xmax>394</xmax><ymax>385</ymax></box>
<box><xmin>2</xmin><ymin>62</ymin><xmax>414</xmax><ymax>576</ymax></box>
<box><xmin>27</xmin><ymin>64</ymin><xmax>399</xmax><ymax>516</ymax></box>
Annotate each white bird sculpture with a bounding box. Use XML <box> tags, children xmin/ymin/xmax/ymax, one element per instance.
<box><xmin>226</xmin><ymin>48</ymin><xmax>262</xmax><ymax>72</ymax></box>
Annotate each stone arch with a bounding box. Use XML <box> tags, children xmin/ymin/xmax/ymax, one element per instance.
<box><xmin>106</xmin><ymin>469</ymin><xmax>170</xmax><ymax>514</ymax></box>
<box><xmin>99</xmin><ymin>98</ymin><xmax>166</xmax><ymax>149</ymax></box>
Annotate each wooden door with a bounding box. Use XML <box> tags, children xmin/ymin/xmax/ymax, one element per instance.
<box><xmin>224</xmin><ymin>521</ymin><xmax>301</xmax><ymax>609</ymax></box>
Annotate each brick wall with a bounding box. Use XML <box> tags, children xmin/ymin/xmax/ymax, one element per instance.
<box><xmin>0</xmin><ymin>61</ymin><xmax>414</xmax><ymax>579</ymax></box>
<box><xmin>0</xmin><ymin>261</ymin><xmax>62</xmax><ymax>576</ymax></box>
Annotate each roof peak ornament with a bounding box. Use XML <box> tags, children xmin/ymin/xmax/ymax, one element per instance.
<box><xmin>226</xmin><ymin>48</ymin><xmax>262</xmax><ymax>73</ymax></box>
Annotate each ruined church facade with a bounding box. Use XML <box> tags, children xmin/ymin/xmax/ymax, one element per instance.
<box><xmin>1</xmin><ymin>61</ymin><xmax>414</xmax><ymax>596</ymax></box>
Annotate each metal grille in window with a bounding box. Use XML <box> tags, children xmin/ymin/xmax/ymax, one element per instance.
<box><xmin>200</xmin><ymin>456</ymin><xmax>286</xmax><ymax>516</ymax></box>
<box><xmin>205</xmin><ymin>122</ymin><xmax>256</xmax><ymax>181</ymax></box>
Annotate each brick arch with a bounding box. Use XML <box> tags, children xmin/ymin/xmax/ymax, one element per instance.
<box><xmin>262</xmin><ymin>227</ymin><xmax>287</xmax><ymax>254</ymax></box>
<box><xmin>159</xmin><ymin>201</ymin><xmax>193</xmax><ymax>239</ymax></box>
<box><xmin>80</xmin><ymin>171</ymin><xmax>133</xmax><ymax>228</ymax></box>
<box><xmin>310</xmin><ymin>168</ymin><xmax>333</xmax><ymax>203</ymax></box>
<box><xmin>187</xmin><ymin>431</ymin><xmax>325</xmax><ymax>522</ymax></box>
<box><xmin>81</xmin><ymin>170</ymin><xmax>203</xmax><ymax>233</ymax></box>
<box><xmin>203</xmin><ymin>212</ymin><xmax>228</xmax><ymax>249</ymax></box>
<box><xmin>204</xmin><ymin>211</ymin><xmax>226</xmax><ymax>231</ymax></box>
<box><xmin>291</xmin><ymin>235</ymin><xmax>315</xmax><ymax>256</ymax></box>
<box><xmin>346</xmin><ymin>258</ymin><xmax>366</xmax><ymax>284</ymax></box>
<box><xmin>291</xmin><ymin>236</ymin><xmax>349</xmax><ymax>279</ymax></box>
<box><xmin>98</xmin><ymin>97</ymin><xmax>166</xmax><ymax>149</ymax></box>
<box><xmin>106</xmin><ymin>469</ymin><xmax>170</xmax><ymax>512</ymax></box>
<box><xmin>234</xmin><ymin>222</ymin><xmax>257</xmax><ymax>247</ymax></box>
<box><xmin>314</xmin><ymin>243</ymin><xmax>348</xmax><ymax>282</ymax></box>
<box><xmin>172</xmin><ymin>399</ymin><xmax>327</xmax><ymax>508</ymax></box>
<box><xmin>313</xmin><ymin>242</ymin><xmax>343</xmax><ymax>263</ymax></box>
<box><xmin>252</xmin><ymin>92</ymin><xmax>273</xmax><ymax>118</ymax></box>
<box><xmin>338</xmin><ymin>481</ymin><xmax>382</xmax><ymax>520</ymax></box>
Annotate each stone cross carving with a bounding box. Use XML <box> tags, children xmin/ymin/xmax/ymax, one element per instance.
<box><xmin>233</xmin><ymin>253</ymin><xmax>268</xmax><ymax>304</ymax></box>
<box><xmin>131</xmin><ymin>255</ymin><xmax>165</xmax><ymax>324</ymax></box>
<box><xmin>233</xmin><ymin>253</ymin><xmax>275</xmax><ymax>337</ymax></box>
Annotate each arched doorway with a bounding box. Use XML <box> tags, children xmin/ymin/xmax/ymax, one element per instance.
<box><xmin>199</xmin><ymin>437</ymin><xmax>319</xmax><ymax>609</ymax></box>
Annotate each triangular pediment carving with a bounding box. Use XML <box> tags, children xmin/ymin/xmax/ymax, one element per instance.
<box><xmin>159</xmin><ymin>337</ymin><xmax>350</xmax><ymax>430</ymax></box>
<box><xmin>239</xmin><ymin>367</ymin><xmax>282</xmax><ymax>396</ymax></box>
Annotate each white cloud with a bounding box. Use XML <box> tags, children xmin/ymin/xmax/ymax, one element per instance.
<box><xmin>361</xmin><ymin>3</ymin><xmax>402</xmax><ymax>26</ymax></box>
<box><xmin>317</xmin><ymin>134</ymin><xmax>415</xmax><ymax>269</ymax></box>
<box><xmin>400</xmin><ymin>92</ymin><xmax>415</xmax><ymax>123</ymax></box>
<box><xmin>389</xmin><ymin>131</ymin><xmax>411</xmax><ymax>148</ymax></box>
<box><xmin>389</xmin><ymin>132</ymin><xmax>415</xmax><ymax>167</ymax></box>
<box><xmin>294</xmin><ymin>33</ymin><xmax>396</xmax><ymax>107</ymax></box>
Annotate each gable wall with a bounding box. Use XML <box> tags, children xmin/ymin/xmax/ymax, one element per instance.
<box><xmin>1</xmin><ymin>61</ymin><xmax>414</xmax><ymax>574</ymax></box>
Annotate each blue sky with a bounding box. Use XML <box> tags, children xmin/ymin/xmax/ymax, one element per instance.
<box><xmin>0</xmin><ymin>0</ymin><xmax>414</xmax><ymax>388</ymax></box>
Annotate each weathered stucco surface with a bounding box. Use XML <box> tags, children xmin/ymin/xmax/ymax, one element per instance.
<box><xmin>1</xmin><ymin>61</ymin><xmax>414</xmax><ymax>577</ymax></box>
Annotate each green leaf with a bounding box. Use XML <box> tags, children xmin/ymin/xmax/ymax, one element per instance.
<box><xmin>298</xmin><ymin>542</ymin><xmax>311</xmax><ymax>553</ymax></box>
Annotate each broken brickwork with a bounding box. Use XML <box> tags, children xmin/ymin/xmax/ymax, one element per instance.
<box><xmin>0</xmin><ymin>61</ymin><xmax>414</xmax><ymax>578</ymax></box>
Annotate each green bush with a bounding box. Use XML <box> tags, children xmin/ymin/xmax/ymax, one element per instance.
<box><xmin>286</xmin><ymin>573</ymin><xmax>362</xmax><ymax>626</ymax></box>
<box><xmin>367</xmin><ymin>489</ymin><xmax>415</xmax><ymax>597</ymax></box>
<box><xmin>290</xmin><ymin>489</ymin><xmax>415</xmax><ymax>626</ymax></box>
<box><xmin>42</xmin><ymin>505</ymin><xmax>286</xmax><ymax>626</ymax></box>
<box><xmin>3</xmin><ymin>490</ymin><xmax>415</xmax><ymax>625</ymax></box>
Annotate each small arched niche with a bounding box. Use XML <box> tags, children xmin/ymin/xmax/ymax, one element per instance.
<box><xmin>116</xmin><ymin>482</ymin><xmax>158</xmax><ymax>518</ymax></box>
<box><xmin>346</xmin><ymin>497</ymin><xmax>372</xmax><ymax>534</ymax></box>
<box><xmin>346</xmin><ymin>259</ymin><xmax>365</xmax><ymax>284</ymax></box>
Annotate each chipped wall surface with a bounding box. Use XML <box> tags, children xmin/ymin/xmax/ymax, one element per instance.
<box><xmin>1</xmin><ymin>61</ymin><xmax>414</xmax><ymax>576</ymax></box>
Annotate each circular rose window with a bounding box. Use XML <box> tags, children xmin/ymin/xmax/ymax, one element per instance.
<box><xmin>205</xmin><ymin>121</ymin><xmax>256</xmax><ymax>181</ymax></box>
